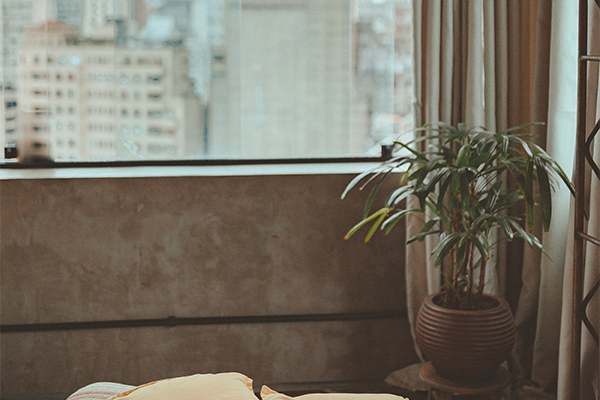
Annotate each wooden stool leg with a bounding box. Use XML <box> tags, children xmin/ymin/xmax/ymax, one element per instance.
<box><xmin>438</xmin><ymin>390</ymin><xmax>452</xmax><ymax>400</ymax></box>
<box><xmin>429</xmin><ymin>389</ymin><xmax>452</xmax><ymax>400</ymax></box>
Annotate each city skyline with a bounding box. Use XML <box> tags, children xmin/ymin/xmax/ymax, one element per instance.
<box><xmin>1</xmin><ymin>0</ymin><xmax>412</xmax><ymax>161</ymax></box>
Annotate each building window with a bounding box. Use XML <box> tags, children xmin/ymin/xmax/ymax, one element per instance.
<box><xmin>70</xmin><ymin>55</ymin><xmax>80</xmax><ymax>66</ymax></box>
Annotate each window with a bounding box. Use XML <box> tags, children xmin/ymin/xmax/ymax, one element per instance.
<box><xmin>2</xmin><ymin>0</ymin><xmax>412</xmax><ymax>162</ymax></box>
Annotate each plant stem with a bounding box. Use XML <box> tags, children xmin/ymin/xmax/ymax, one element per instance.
<box><xmin>450</xmin><ymin>246</ymin><xmax>456</xmax><ymax>285</ymax></box>
<box><xmin>476</xmin><ymin>250</ymin><xmax>490</xmax><ymax>305</ymax></box>
<box><xmin>469</xmin><ymin>241</ymin><xmax>476</xmax><ymax>305</ymax></box>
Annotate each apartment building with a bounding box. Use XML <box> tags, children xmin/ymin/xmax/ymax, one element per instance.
<box><xmin>208</xmin><ymin>0</ymin><xmax>371</xmax><ymax>158</ymax></box>
<box><xmin>17</xmin><ymin>19</ymin><xmax>202</xmax><ymax>160</ymax></box>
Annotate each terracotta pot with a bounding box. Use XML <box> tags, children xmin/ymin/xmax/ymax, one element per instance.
<box><xmin>416</xmin><ymin>293</ymin><xmax>515</xmax><ymax>381</ymax></box>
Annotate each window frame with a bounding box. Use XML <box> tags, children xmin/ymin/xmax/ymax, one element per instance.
<box><xmin>0</xmin><ymin>146</ymin><xmax>393</xmax><ymax>170</ymax></box>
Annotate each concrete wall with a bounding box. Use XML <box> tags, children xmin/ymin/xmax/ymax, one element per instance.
<box><xmin>0</xmin><ymin>172</ymin><xmax>418</xmax><ymax>398</ymax></box>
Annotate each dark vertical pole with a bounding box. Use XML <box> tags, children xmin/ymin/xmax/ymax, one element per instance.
<box><xmin>572</xmin><ymin>1</ymin><xmax>588</xmax><ymax>399</ymax></box>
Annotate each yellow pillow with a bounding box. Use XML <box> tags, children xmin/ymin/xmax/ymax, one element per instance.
<box><xmin>260</xmin><ymin>386</ymin><xmax>408</xmax><ymax>400</ymax></box>
<box><xmin>107</xmin><ymin>373</ymin><xmax>258</xmax><ymax>400</ymax></box>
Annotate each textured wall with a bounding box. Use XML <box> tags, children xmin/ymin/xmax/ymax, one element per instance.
<box><xmin>0</xmin><ymin>173</ymin><xmax>417</xmax><ymax>398</ymax></box>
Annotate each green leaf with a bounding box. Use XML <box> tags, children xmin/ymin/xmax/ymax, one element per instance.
<box><xmin>414</xmin><ymin>155</ymin><xmax>444</xmax><ymax>190</ymax></box>
<box><xmin>469</xmin><ymin>152</ymin><xmax>492</xmax><ymax>169</ymax></box>
<box><xmin>456</xmin><ymin>144</ymin><xmax>471</xmax><ymax>167</ymax></box>
<box><xmin>364</xmin><ymin>211</ymin><xmax>388</xmax><ymax>243</ymax></box>
<box><xmin>345</xmin><ymin>208</ymin><xmax>390</xmax><ymax>240</ymax></box>
<box><xmin>515</xmin><ymin>136</ymin><xmax>534</xmax><ymax>157</ymax></box>
<box><xmin>386</xmin><ymin>185</ymin><xmax>413</xmax><ymax>207</ymax></box>
<box><xmin>459</xmin><ymin>170</ymin><xmax>471</xmax><ymax>209</ymax></box>
<box><xmin>501</xmin><ymin>136</ymin><xmax>510</xmax><ymax>159</ymax></box>
<box><xmin>499</xmin><ymin>121</ymin><xmax>544</xmax><ymax>135</ymax></box>
<box><xmin>508</xmin><ymin>219</ymin><xmax>543</xmax><ymax>249</ymax></box>
<box><xmin>432</xmin><ymin>232</ymin><xmax>463</xmax><ymax>267</ymax></box>
<box><xmin>417</xmin><ymin>167</ymin><xmax>450</xmax><ymax>203</ymax></box>
<box><xmin>504</xmin><ymin>160</ymin><xmax>527</xmax><ymax>198</ymax></box>
<box><xmin>525</xmin><ymin>157</ymin><xmax>534</xmax><ymax>231</ymax></box>
<box><xmin>469</xmin><ymin>234</ymin><xmax>489</xmax><ymax>265</ymax></box>
<box><xmin>395</xmin><ymin>141</ymin><xmax>428</xmax><ymax>161</ymax></box>
<box><xmin>381</xmin><ymin>208</ymin><xmax>422</xmax><ymax>234</ymax></box>
<box><xmin>428</xmin><ymin>143</ymin><xmax>457</xmax><ymax>160</ymax></box>
<box><xmin>420</xmin><ymin>218</ymin><xmax>440</xmax><ymax>233</ymax></box>
<box><xmin>407</xmin><ymin>230</ymin><xmax>443</xmax><ymax>244</ymax></box>
<box><xmin>363</xmin><ymin>170</ymin><xmax>392</xmax><ymax>218</ymax></box>
<box><xmin>534</xmin><ymin>157</ymin><xmax>552</xmax><ymax>231</ymax></box>
<box><xmin>407</xmin><ymin>166</ymin><xmax>425</xmax><ymax>182</ymax></box>
<box><xmin>484</xmin><ymin>179</ymin><xmax>502</xmax><ymax>213</ymax></box>
<box><xmin>459</xmin><ymin>213</ymin><xmax>491</xmax><ymax>247</ymax></box>
<box><xmin>496</xmin><ymin>215</ymin><xmax>514</xmax><ymax>241</ymax></box>
<box><xmin>425</xmin><ymin>200</ymin><xmax>452</xmax><ymax>227</ymax></box>
<box><xmin>436</xmin><ymin>171</ymin><xmax>453</xmax><ymax>213</ymax></box>
<box><xmin>550</xmin><ymin>160</ymin><xmax>576</xmax><ymax>198</ymax></box>
<box><xmin>341</xmin><ymin>165</ymin><xmax>385</xmax><ymax>199</ymax></box>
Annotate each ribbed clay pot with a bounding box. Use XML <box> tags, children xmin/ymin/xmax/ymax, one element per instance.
<box><xmin>416</xmin><ymin>293</ymin><xmax>515</xmax><ymax>382</ymax></box>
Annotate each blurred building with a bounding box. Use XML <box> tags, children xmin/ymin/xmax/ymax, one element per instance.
<box><xmin>1</xmin><ymin>0</ymin><xmax>35</xmax><ymax>155</ymax></box>
<box><xmin>17</xmin><ymin>20</ymin><xmax>202</xmax><ymax>160</ymax></box>
<box><xmin>4</xmin><ymin>0</ymin><xmax>411</xmax><ymax>160</ymax></box>
<box><xmin>1</xmin><ymin>0</ymin><xmax>34</xmax><ymax>88</ymax></box>
<box><xmin>208</xmin><ymin>0</ymin><xmax>371</xmax><ymax>158</ymax></box>
<box><xmin>56</xmin><ymin>0</ymin><xmax>83</xmax><ymax>26</ymax></box>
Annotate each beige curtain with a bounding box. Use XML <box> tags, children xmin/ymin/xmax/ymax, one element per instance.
<box><xmin>391</xmin><ymin>1</ymin><xmax>600</xmax><ymax>399</ymax></box>
<box><xmin>557</xmin><ymin>2</ymin><xmax>600</xmax><ymax>399</ymax></box>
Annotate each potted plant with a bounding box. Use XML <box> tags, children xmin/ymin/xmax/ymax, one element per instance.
<box><xmin>342</xmin><ymin>122</ymin><xmax>573</xmax><ymax>381</ymax></box>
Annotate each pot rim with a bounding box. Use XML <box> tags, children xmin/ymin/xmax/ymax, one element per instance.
<box><xmin>423</xmin><ymin>292</ymin><xmax>511</xmax><ymax>315</ymax></box>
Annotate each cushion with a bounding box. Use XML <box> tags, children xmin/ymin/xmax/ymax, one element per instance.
<box><xmin>107</xmin><ymin>372</ymin><xmax>258</xmax><ymax>400</ymax></box>
<box><xmin>260</xmin><ymin>386</ymin><xmax>408</xmax><ymax>400</ymax></box>
<box><xmin>66</xmin><ymin>382</ymin><xmax>136</xmax><ymax>400</ymax></box>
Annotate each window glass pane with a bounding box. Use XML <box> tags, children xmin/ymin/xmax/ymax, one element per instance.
<box><xmin>1</xmin><ymin>0</ymin><xmax>412</xmax><ymax>162</ymax></box>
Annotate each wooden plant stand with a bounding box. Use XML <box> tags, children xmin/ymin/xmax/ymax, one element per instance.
<box><xmin>419</xmin><ymin>362</ymin><xmax>511</xmax><ymax>400</ymax></box>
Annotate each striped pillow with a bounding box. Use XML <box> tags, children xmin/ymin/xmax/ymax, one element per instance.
<box><xmin>67</xmin><ymin>382</ymin><xmax>136</xmax><ymax>400</ymax></box>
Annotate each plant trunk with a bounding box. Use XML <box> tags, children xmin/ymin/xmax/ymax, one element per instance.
<box><xmin>467</xmin><ymin>241</ymin><xmax>474</xmax><ymax>305</ymax></box>
<box><xmin>476</xmin><ymin>256</ymin><xmax>487</xmax><ymax>306</ymax></box>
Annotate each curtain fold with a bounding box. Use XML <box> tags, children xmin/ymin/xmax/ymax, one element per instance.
<box><xmin>395</xmin><ymin>1</ymin><xmax>599</xmax><ymax>399</ymax></box>
<box><xmin>558</xmin><ymin>2</ymin><xmax>600</xmax><ymax>399</ymax></box>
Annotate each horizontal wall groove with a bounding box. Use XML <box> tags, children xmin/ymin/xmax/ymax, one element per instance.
<box><xmin>0</xmin><ymin>310</ymin><xmax>407</xmax><ymax>333</ymax></box>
